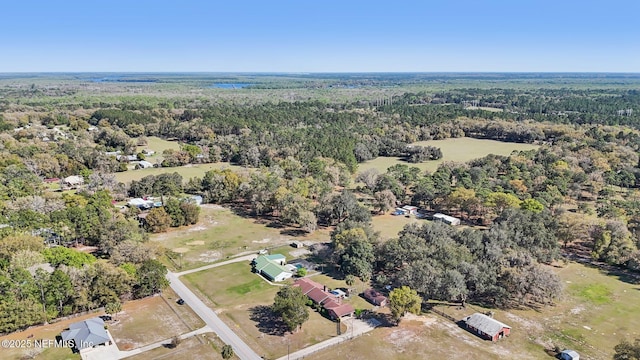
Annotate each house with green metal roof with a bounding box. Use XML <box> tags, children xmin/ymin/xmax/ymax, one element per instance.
<box><xmin>252</xmin><ymin>254</ymin><xmax>292</xmax><ymax>282</ymax></box>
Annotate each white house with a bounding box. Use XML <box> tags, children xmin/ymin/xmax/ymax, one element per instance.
<box><xmin>136</xmin><ymin>160</ymin><xmax>153</xmax><ymax>169</ymax></box>
<box><xmin>401</xmin><ymin>205</ymin><xmax>419</xmax><ymax>215</ymax></box>
<box><xmin>63</xmin><ymin>175</ymin><xmax>84</xmax><ymax>187</ymax></box>
<box><xmin>433</xmin><ymin>213</ymin><xmax>461</xmax><ymax>226</ymax></box>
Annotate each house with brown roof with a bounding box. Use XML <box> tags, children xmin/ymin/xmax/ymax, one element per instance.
<box><xmin>363</xmin><ymin>288</ymin><xmax>388</xmax><ymax>306</ymax></box>
<box><xmin>294</xmin><ymin>278</ymin><xmax>354</xmax><ymax>320</ymax></box>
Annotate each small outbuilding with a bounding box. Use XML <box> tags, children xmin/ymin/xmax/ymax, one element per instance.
<box><xmin>560</xmin><ymin>350</ymin><xmax>580</xmax><ymax>360</ymax></box>
<box><xmin>363</xmin><ymin>288</ymin><xmax>388</xmax><ymax>306</ymax></box>
<box><xmin>401</xmin><ymin>205</ymin><xmax>419</xmax><ymax>215</ymax></box>
<box><xmin>463</xmin><ymin>313</ymin><xmax>511</xmax><ymax>341</ymax></box>
<box><xmin>135</xmin><ymin>160</ymin><xmax>153</xmax><ymax>169</ymax></box>
<box><xmin>433</xmin><ymin>213</ymin><xmax>461</xmax><ymax>226</ymax></box>
<box><xmin>63</xmin><ymin>175</ymin><xmax>84</xmax><ymax>187</ymax></box>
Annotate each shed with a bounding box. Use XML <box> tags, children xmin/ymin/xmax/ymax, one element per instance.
<box><xmin>63</xmin><ymin>175</ymin><xmax>84</xmax><ymax>187</ymax></box>
<box><xmin>463</xmin><ymin>313</ymin><xmax>511</xmax><ymax>341</ymax></box>
<box><xmin>433</xmin><ymin>213</ymin><xmax>461</xmax><ymax>226</ymax></box>
<box><xmin>291</xmin><ymin>241</ymin><xmax>304</xmax><ymax>248</ymax></box>
<box><xmin>560</xmin><ymin>350</ymin><xmax>580</xmax><ymax>360</ymax></box>
<box><xmin>136</xmin><ymin>160</ymin><xmax>153</xmax><ymax>169</ymax></box>
<box><xmin>401</xmin><ymin>205</ymin><xmax>419</xmax><ymax>215</ymax></box>
<box><xmin>60</xmin><ymin>317</ymin><xmax>111</xmax><ymax>351</ymax></box>
<box><xmin>363</xmin><ymin>288</ymin><xmax>388</xmax><ymax>306</ymax></box>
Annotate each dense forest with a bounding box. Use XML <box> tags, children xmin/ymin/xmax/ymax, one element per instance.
<box><xmin>1</xmin><ymin>73</ymin><xmax>640</xmax><ymax>333</ymax></box>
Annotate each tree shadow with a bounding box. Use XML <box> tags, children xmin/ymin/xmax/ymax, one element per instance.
<box><xmin>280</xmin><ymin>229</ymin><xmax>307</xmax><ymax>237</ymax></box>
<box><xmin>266</xmin><ymin>221</ymin><xmax>284</xmax><ymax>229</ymax></box>
<box><xmin>249</xmin><ymin>305</ymin><xmax>288</xmax><ymax>336</ymax></box>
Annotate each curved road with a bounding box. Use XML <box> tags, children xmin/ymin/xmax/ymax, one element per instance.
<box><xmin>166</xmin><ymin>258</ymin><xmax>261</xmax><ymax>360</ymax></box>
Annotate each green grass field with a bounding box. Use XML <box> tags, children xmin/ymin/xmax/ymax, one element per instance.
<box><xmin>371</xmin><ymin>214</ymin><xmax>421</xmax><ymax>241</ymax></box>
<box><xmin>153</xmin><ymin>206</ymin><xmax>329</xmax><ymax>271</ymax></box>
<box><xmin>136</xmin><ymin>136</ymin><xmax>181</xmax><ymax>162</ymax></box>
<box><xmin>184</xmin><ymin>262</ymin><xmax>276</xmax><ymax>308</ymax></box>
<box><xmin>306</xmin><ymin>261</ymin><xmax>640</xmax><ymax>360</ymax></box>
<box><xmin>183</xmin><ymin>263</ymin><xmax>342</xmax><ymax>359</ymax></box>
<box><xmin>358</xmin><ymin>137</ymin><xmax>539</xmax><ymax>174</ymax></box>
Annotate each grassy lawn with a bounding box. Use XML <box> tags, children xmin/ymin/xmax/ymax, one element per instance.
<box><xmin>136</xmin><ymin>136</ymin><xmax>181</xmax><ymax>163</ymax></box>
<box><xmin>358</xmin><ymin>137</ymin><xmax>539</xmax><ymax>174</ymax></box>
<box><xmin>372</xmin><ymin>214</ymin><xmax>421</xmax><ymax>240</ymax></box>
<box><xmin>153</xmin><ymin>205</ymin><xmax>329</xmax><ymax>271</ymax></box>
<box><xmin>109</xmin><ymin>288</ymin><xmax>205</xmax><ymax>351</ymax></box>
<box><xmin>183</xmin><ymin>262</ymin><xmax>276</xmax><ymax>308</ymax></box>
<box><xmin>125</xmin><ymin>332</ymin><xmax>232</xmax><ymax>360</ymax></box>
<box><xmin>183</xmin><ymin>263</ymin><xmax>343</xmax><ymax>359</ymax></box>
<box><xmin>307</xmin><ymin>261</ymin><xmax>640</xmax><ymax>360</ymax></box>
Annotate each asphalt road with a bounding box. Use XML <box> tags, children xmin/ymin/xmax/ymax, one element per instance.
<box><xmin>166</xmin><ymin>271</ymin><xmax>262</xmax><ymax>360</ymax></box>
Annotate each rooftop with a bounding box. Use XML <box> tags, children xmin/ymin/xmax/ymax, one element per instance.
<box><xmin>464</xmin><ymin>313</ymin><xmax>511</xmax><ymax>337</ymax></box>
<box><xmin>60</xmin><ymin>317</ymin><xmax>110</xmax><ymax>350</ymax></box>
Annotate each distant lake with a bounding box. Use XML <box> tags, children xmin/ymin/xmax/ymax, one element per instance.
<box><xmin>91</xmin><ymin>77</ymin><xmax>157</xmax><ymax>83</ymax></box>
<box><xmin>210</xmin><ymin>83</ymin><xmax>254</xmax><ymax>89</ymax></box>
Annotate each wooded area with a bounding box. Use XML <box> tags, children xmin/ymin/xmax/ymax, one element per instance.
<box><xmin>1</xmin><ymin>73</ymin><xmax>640</xmax><ymax>334</ymax></box>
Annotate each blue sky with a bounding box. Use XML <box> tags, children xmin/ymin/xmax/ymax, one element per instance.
<box><xmin>1</xmin><ymin>0</ymin><xmax>638</xmax><ymax>72</ymax></box>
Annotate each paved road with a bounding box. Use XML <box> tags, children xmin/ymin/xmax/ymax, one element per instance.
<box><xmin>167</xmin><ymin>269</ymin><xmax>262</xmax><ymax>360</ymax></box>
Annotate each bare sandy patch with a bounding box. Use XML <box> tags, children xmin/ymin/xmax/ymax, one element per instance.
<box><xmin>187</xmin><ymin>225</ymin><xmax>207</xmax><ymax>232</ymax></box>
<box><xmin>198</xmin><ymin>250</ymin><xmax>222</xmax><ymax>262</ymax></box>
<box><xmin>201</xmin><ymin>204</ymin><xmax>226</xmax><ymax>210</ymax></box>
<box><xmin>173</xmin><ymin>247</ymin><xmax>189</xmax><ymax>253</ymax></box>
<box><xmin>403</xmin><ymin>312</ymin><xmax>437</xmax><ymax>327</ymax></box>
<box><xmin>186</xmin><ymin>240</ymin><xmax>205</xmax><ymax>246</ymax></box>
<box><xmin>504</xmin><ymin>312</ymin><xmax>543</xmax><ymax>332</ymax></box>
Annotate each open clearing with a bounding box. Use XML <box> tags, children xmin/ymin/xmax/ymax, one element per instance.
<box><xmin>153</xmin><ymin>205</ymin><xmax>329</xmax><ymax>271</ymax></box>
<box><xmin>358</xmin><ymin>137</ymin><xmax>539</xmax><ymax>174</ymax></box>
<box><xmin>306</xmin><ymin>261</ymin><xmax>640</xmax><ymax>360</ymax></box>
<box><xmin>371</xmin><ymin>214</ymin><xmax>420</xmax><ymax>241</ymax></box>
<box><xmin>109</xmin><ymin>288</ymin><xmax>205</xmax><ymax>351</ymax></box>
<box><xmin>115</xmin><ymin>162</ymin><xmax>247</xmax><ymax>184</ymax></box>
<box><xmin>136</xmin><ymin>136</ymin><xmax>181</xmax><ymax>163</ymax></box>
<box><xmin>124</xmin><ymin>332</ymin><xmax>228</xmax><ymax>360</ymax></box>
<box><xmin>183</xmin><ymin>262</ymin><xmax>342</xmax><ymax>359</ymax></box>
